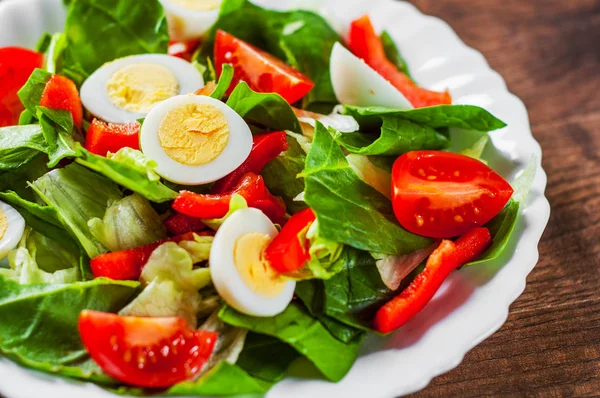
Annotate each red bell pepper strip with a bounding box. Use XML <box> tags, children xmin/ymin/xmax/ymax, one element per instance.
<box><xmin>212</xmin><ymin>131</ymin><xmax>289</xmax><ymax>193</ymax></box>
<box><xmin>163</xmin><ymin>212</ymin><xmax>206</xmax><ymax>236</ymax></box>
<box><xmin>348</xmin><ymin>15</ymin><xmax>452</xmax><ymax>108</ymax></box>
<box><xmin>373</xmin><ymin>227</ymin><xmax>492</xmax><ymax>333</ymax></box>
<box><xmin>39</xmin><ymin>74</ymin><xmax>83</xmax><ymax>128</ymax></box>
<box><xmin>84</xmin><ymin>118</ymin><xmax>140</xmax><ymax>156</ymax></box>
<box><xmin>90</xmin><ymin>232</ymin><xmax>212</xmax><ymax>280</ymax></box>
<box><xmin>173</xmin><ymin>173</ymin><xmax>286</xmax><ymax>221</ymax></box>
<box><xmin>0</xmin><ymin>47</ymin><xmax>44</xmax><ymax>127</ymax></box>
<box><xmin>264</xmin><ymin>208</ymin><xmax>316</xmax><ymax>273</ymax></box>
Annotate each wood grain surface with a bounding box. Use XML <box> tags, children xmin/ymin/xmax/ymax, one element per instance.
<box><xmin>406</xmin><ymin>0</ymin><xmax>600</xmax><ymax>396</ymax></box>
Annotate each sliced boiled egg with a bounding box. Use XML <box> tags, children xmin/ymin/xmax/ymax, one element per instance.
<box><xmin>330</xmin><ymin>42</ymin><xmax>413</xmax><ymax>110</ymax></box>
<box><xmin>159</xmin><ymin>0</ymin><xmax>222</xmax><ymax>41</ymax></box>
<box><xmin>0</xmin><ymin>201</ymin><xmax>25</xmax><ymax>260</ymax></box>
<box><xmin>210</xmin><ymin>208</ymin><xmax>295</xmax><ymax>317</ymax></box>
<box><xmin>140</xmin><ymin>94</ymin><xmax>252</xmax><ymax>185</ymax></box>
<box><xmin>80</xmin><ymin>54</ymin><xmax>204</xmax><ymax>124</ymax></box>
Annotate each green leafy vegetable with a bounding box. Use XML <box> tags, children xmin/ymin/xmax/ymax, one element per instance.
<box><xmin>235</xmin><ymin>332</ymin><xmax>300</xmax><ymax>383</ymax></box>
<box><xmin>226</xmin><ymin>82</ymin><xmax>302</xmax><ymax>133</ymax></box>
<box><xmin>1</xmin><ymin>247</ymin><xmax>79</xmax><ymax>284</ymax></box>
<box><xmin>209</xmin><ymin>63</ymin><xmax>234</xmax><ymax>100</ymax></box>
<box><xmin>36</xmin><ymin>107</ymin><xmax>81</xmax><ymax>167</ymax></box>
<box><xmin>303</xmin><ymin>123</ymin><xmax>432</xmax><ymax>255</ymax></box>
<box><xmin>203</xmin><ymin>194</ymin><xmax>248</xmax><ymax>231</ymax></box>
<box><xmin>31</xmin><ymin>163</ymin><xmax>123</xmax><ymax>258</ymax></box>
<box><xmin>220</xmin><ymin>302</ymin><xmax>362</xmax><ymax>382</ymax></box>
<box><xmin>17</xmin><ymin>69</ymin><xmax>52</xmax><ymax>114</ymax></box>
<box><xmin>0</xmin><ymin>124</ymin><xmax>48</xmax><ymax>170</ymax></box>
<box><xmin>381</xmin><ymin>31</ymin><xmax>412</xmax><ymax>79</ymax></box>
<box><xmin>0</xmin><ymin>275</ymin><xmax>138</xmax><ymax>376</ymax></box>
<box><xmin>43</xmin><ymin>33</ymin><xmax>68</xmax><ymax>73</ymax></box>
<box><xmin>76</xmin><ymin>147</ymin><xmax>178</xmax><ymax>203</ymax></box>
<box><xmin>346</xmin><ymin>154</ymin><xmax>391</xmax><ymax>198</ymax></box>
<box><xmin>62</xmin><ymin>0</ymin><xmax>169</xmax><ymax>80</ymax></box>
<box><xmin>88</xmin><ymin>194</ymin><xmax>166</xmax><ymax>252</ymax></box>
<box><xmin>262</xmin><ymin>134</ymin><xmax>308</xmax><ymax>214</ymax></box>
<box><xmin>343</xmin><ymin>104</ymin><xmax>507</xmax><ymax>132</ymax></box>
<box><xmin>200</xmin><ymin>0</ymin><xmax>341</xmax><ymax>110</ymax></box>
<box><xmin>21</xmin><ymin>228</ymin><xmax>80</xmax><ymax>273</ymax></box>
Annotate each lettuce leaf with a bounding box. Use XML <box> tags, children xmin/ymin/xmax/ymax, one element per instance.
<box><xmin>226</xmin><ymin>82</ymin><xmax>302</xmax><ymax>134</ymax></box>
<box><xmin>346</xmin><ymin>154</ymin><xmax>391</xmax><ymax>198</ymax></box>
<box><xmin>199</xmin><ymin>310</ymin><xmax>248</xmax><ymax>374</ymax></box>
<box><xmin>0</xmin><ymin>275</ymin><xmax>138</xmax><ymax>374</ymax></box>
<box><xmin>36</xmin><ymin>107</ymin><xmax>82</xmax><ymax>167</ymax></box>
<box><xmin>199</xmin><ymin>0</ymin><xmax>341</xmax><ymax>110</ymax></box>
<box><xmin>219</xmin><ymin>302</ymin><xmax>362</xmax><ymax>382</ymax></box>
<box><xmin>0</xmin><ymin>124</ymin><xmax>48</xmax><ymax>170</ymax></box>
<box><xmin>303</xmin><ymin>123</ymin><xmax>432</xmax><ymax>255</ymax></box>
<box><xmin>343</xmin><ymin>104</ymin><xmax>507</xmax><ymax>132</ymax></box>
<box><xmin>21</xmin><ymin>228</ymin><xmax>79</xmax><ymax>273</ymax></box>
<box><xmin>31</xmin><ymin>163</ymin><xmax>123</xmax><ymax>258</ymax></box>
<box><xmin>61</xmin><ymin>0</ymin><xmax>169</xmax><ymax>81</ymax></box>
<box><xmin>88</xmin><ymin>194</ymin><xmax>166</xmax><ymax>252</ymax></box>
<box><xmin>75</xmin><ymin>146</ymin><xmax>178</xmax><ymax>203</ymax></box>
<box><xmin>1</xmin><ymin>247</ymin><xmax>79</xmax><ymax>284</ymax></box>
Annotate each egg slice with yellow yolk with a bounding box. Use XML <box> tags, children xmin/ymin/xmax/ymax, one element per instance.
<box><xmin>159</xmin><ymin>0</ymin><xmax>223</xmax><ymax>41</ymax></box>
<box><xmin>80</xmin><ymin>54</ymin><xmax>204</xmax><ymax>124</ymax></box>
<box><xmin>210</xmin><ymin>208</ymin><xmax>296</xmax><ymax>317</ymax></box>
<box><xmin>0</xmin><ymin>201</ymin><xmax>26</xmax><ymax>261</ymax></box>
<box><xmin>141</xmin><ymin>94</ymin><xmax>252</xmax><ymax>185</ymax></box>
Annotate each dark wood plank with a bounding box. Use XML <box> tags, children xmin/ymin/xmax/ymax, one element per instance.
<box><xmin>406</xmin><ymin>0</ymin><xmax>600</xmax><ymax>396</ymax></box>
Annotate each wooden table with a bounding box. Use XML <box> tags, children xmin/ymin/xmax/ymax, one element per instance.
<box><xmin>406</xmin><ymin>0</ymin><xmax>600</xmax><ymax>396</ymax></box>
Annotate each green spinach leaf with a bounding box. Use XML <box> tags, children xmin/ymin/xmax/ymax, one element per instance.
<box><xmin>0</xmin><ymin>124</ymin><xmax>48</xmax><ymax>170</ymax></box>
<box><xmin>219</xmin><ymin>302</ymin><xmax>362</xmax><ymax>382</ymax></box>
<box><xmin>381</xmin><ymin>30</ymin><xmax>412</xmax><ymax>79</ymax></box>
<box><xmin>236</xmin><ymin>332</ymin><xmax>299</xmax><ymax>382</ymax></box>
<box><xmin>303</xmin><ymin>123</ymin><xmax>432</xmax><ymax>255</ymax></box>
<box><xmin>36</xmin><ymin>107</ymin><xmax>81</xmax><ymax>167</ymax></box>
<box><xmin>209</xmin><ymin>63</ymin><xmax>234</xmax><ymax>100</ymax></box>
<box><xmin>17</xmin><ymin>69</ymin><xmax>52</xmax><ymax>114</ymax></box>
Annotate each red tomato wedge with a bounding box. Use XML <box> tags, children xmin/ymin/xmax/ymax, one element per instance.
<box><xmin>348</xmin><ymin>15</ymin><xmax>452</xmax><ymax>108</ymax></box>
<box><xmin>40</xmin><ymin>74</ymin><xmax>83</xmax><ymax>128</ymax></box>
<box><xmin>374</xmin><ymin>228</ymin><xmax>492</xmax><ymax>333</ymax></box>
<box><xmin>264</xmin><ymin>208</ymin><xmax>316</xmax><ymax>273</ymax></box>
<box><xmin>168</xmin><ymin>40</ymin><xmax>201</xmax><ymax>61</ymax></box>
<box><xmin>79</xmin><ymin>311</ymin><xmax>217</xmax><ymax>388</ymax></box>
<box><xmin>85</xmin><ymin>118</ymin><xmax>140</xmax><ymax>156</ymax></box>
<box><xmin>0</xmin><ymin>47</ymin><xmax>43</xmax><ymax>127</ymax></box>
<box><xmin>391</xmin><ymin>151</ymin><xmax>514</xmax><ymax>238</ymax></box>
<box><xmin>214</xmin><ymin>30</ymin><xmax>314</xmax><ymax>104</ymax></box>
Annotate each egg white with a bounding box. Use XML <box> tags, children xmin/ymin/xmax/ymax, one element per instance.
<box><xmin>0</xmin><ymin>201</ymin><xmax>25</xmax><ymax>261</ymax></box>
<box><xmin>80</xmin><ymin>54</ymin><xmax>205</xmax><ymax>124</ymax></box>
<box><xmin>140</xmin><ymin>94</ymin><xmax>252</xmax><ymax>185</ymax></box>
<box><xmin>210</xmin><ymin>208</ymin><xmax>296</xmax><ymax>317</ymax></box>
<box><xmin>330</xmin><ymin>42</ymin><xmax>413</xmax><ymax>110</ymax></box>
<box><xmin>159</xmin><ymin>0</ymin><xmax>222</xmax><ymax>41</ymax></box>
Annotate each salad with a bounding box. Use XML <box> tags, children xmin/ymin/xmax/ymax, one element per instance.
<box><xmin>0</xmin><ymin>0</ymin><xmax>529</xmax><ymax>395</ymax></box>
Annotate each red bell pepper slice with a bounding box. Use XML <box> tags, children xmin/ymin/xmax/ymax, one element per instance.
<box><xmin>348</xmin><ymin>15</ymin><xmax>452</xmax><ymax>108</ymax></box>
<box><xmin>373</xmin><ymin>227</ymin><xmax>492</xmax><ymax>333</ymax></box>
<box><xmin>90</xmin><ymin>232</ymin><xmax>211</xmax><ymax>280</ymax></box>
<box><xmin>84</xmin><ymin>118</ymin><xmax>140</xmax><ymax>156</ymax></box>
<box><xmin>0</xmin><ymin>47</ymin><xmax>44</xmax><ymax>127</ymax></box>
<box><xmin>173</xmin><ymin>173</ymin><xmax>286</xmax><ymax>221</ymax></box>
<box><xmin>163</xmin><ymin>212</ymin><xmax>206</xmax><ymax>236</ymax></box>
<box><xmin>212</xmin><ymin>131</ymin><xmax>289</xmax><ymax>193</ymax></box>
<box><xmin>264</xmin><ymin>208</ymin><xmax>316</xmax><ymax>273</ymax></box>
<box><xmin>40</xmin><ymin>74</ymin><xmax>83</xmax><ymax>128</ymax></box>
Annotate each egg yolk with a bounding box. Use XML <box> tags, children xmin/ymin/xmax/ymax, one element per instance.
<box><xmin>106</xmin><ymin>63</ymin><xmax>179</xmax><ymax>113</ymax></box>
<box><xmin>168</xmin><ymin>0</ymin><xmax>221</xmax><ymax>11</ymax></box>
<box><xmin>158</xmin><ymin>103</ymin><xmax>230</xmax><ymax>166</ymax></box>
<box><xmin>233</xmin><ymin>232</ymin><xmax>286</xmax><ymax>298</ymax></box>
<box><xmin>0</xmin><ymin>208</ymin><xmax>6</xmax><ymax>240</ymax></box>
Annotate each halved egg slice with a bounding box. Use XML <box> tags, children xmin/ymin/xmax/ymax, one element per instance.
<box><xmin>330</xmin><ymin>42</ymin><xmax>413</xmax><ymax>110</ymax></box>
<box><xmin>0</xmin><ymin>201</ymin><xmax>25</xmax><ymax>260</ymax></box>
<box><xmin>159</xmin><ymin>0</ymin><xmax>222</xmax><ymax>41</ymax></box>
<box><xmin>140</xmin><ymin>94</ymin><xmax>252</xmax><ymax>185</ymax></box>
<box><xmin>80</xmin><ymin>54</ymin><xmax>205</xmax><ymax>124</ymax></box>
<box><xmin>210</xmin><ymin>208</ymin><xmax>296</xmax><ymax>317</ymax></box>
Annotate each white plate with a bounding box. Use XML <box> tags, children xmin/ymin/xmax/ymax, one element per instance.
<box><xmin>0</xmin><ymin>0</ymin><xmax>551</xmax><ymax>397</ymax></box>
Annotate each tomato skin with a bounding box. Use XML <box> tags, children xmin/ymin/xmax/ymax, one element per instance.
<box><xmin>40</xmin><ymin>74</ymin><xmax>83</xmax><ymax>128</ymax></box>
<box><xmin>79</xmin><ymin>311</ymin><xmax>217</xmax><ymax>388</ymax></box>
<box><xmin>0</xmin><ymin>47</ymin><xmax>44</xmax><ymax>127</ymax></box>
<box><xmin>214</xmin><ymin>30</ymin><xmax>314</xmax><ymax>104</ymax></box>
<box><xmin>348</xmin><ymin>15</ymin><xmax>451</xmax><ymax>108</ymax></box>
<box><xmin>168</xmin><ymin>40</ymin><xmax>201</xmax><ymax>61</ymax></box>
<box><xmin>85</xmin><ymin>118</ymin><xmax>140</xmax><ymax>156</ymax></box>
<box><xmin>391</xmin><ymin>151</ymin><xmax>513</xmax><ymax>238</ymax></box>
<box><xmin>264</xmin><ymin>208</ymin><xmax>316</xmax><ymax>273</ymax></box>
